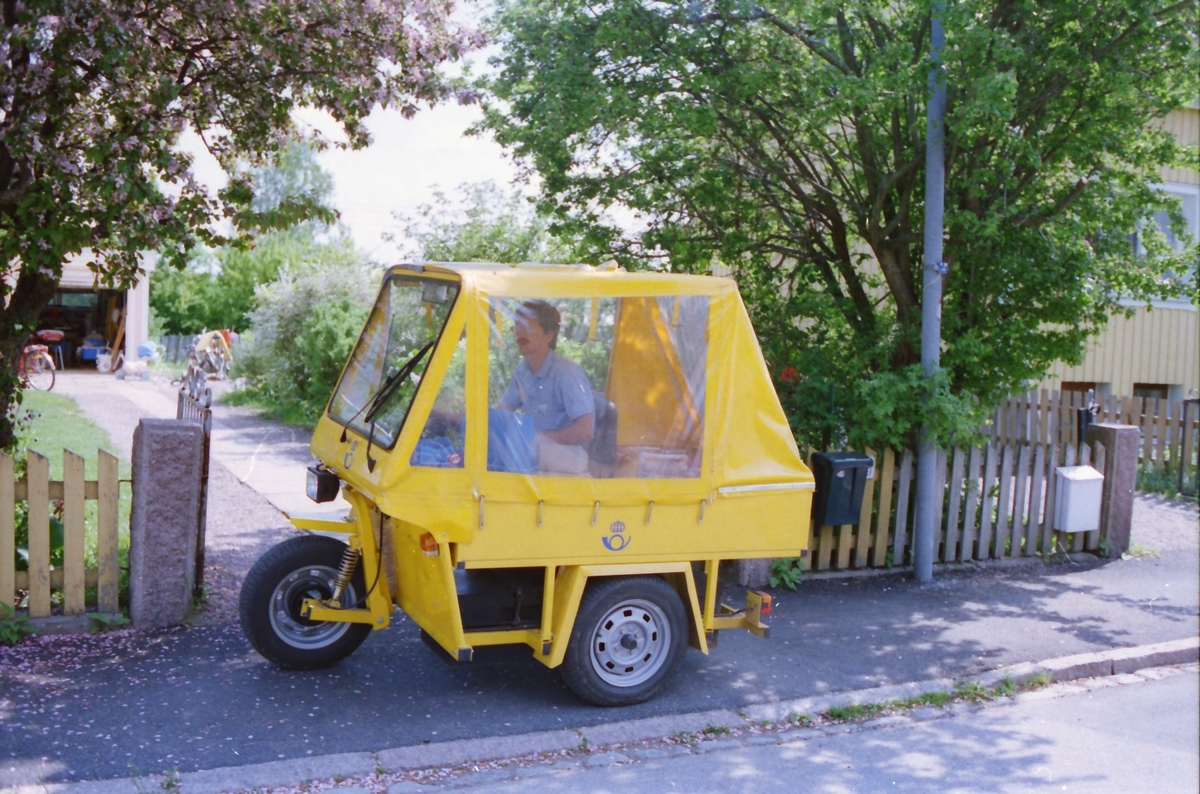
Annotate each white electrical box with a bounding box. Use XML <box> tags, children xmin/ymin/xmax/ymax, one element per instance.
<box><xmin>1053</xmin><ymin>465</ymin><xmax>1105</xmax><ymax>533</ymax></box>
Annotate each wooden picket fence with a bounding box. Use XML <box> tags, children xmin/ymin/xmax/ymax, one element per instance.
<box><xmin>0</xmin><ymin>450</ymin><xmax>122</xmax><ymax>617</ymax></box>
<box><xmin>993</xmin><ymin>389</ymin><xmax>1199</xmax><ymax>468</ymax></box>
<box><xmin>803</xmin><ymin>440</ymin><xmax>1108</xmax><ymax>572</ymax></box>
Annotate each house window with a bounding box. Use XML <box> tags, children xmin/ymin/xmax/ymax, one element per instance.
<box><xmin>1132</xmin><ymin>383</ymin><xmax>1169</xmax><ymax>401</ymax></box>
<box><xmin>1059</xmin><ymin>382</ymin><xmax>1096</xmax><ymax>396</ymax></box>
<box><xmin>1133</xmin><ymin>183</ymin><xmax>1200</xmax><ymax>256</ymax></box>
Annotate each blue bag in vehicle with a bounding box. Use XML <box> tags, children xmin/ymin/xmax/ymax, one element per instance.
<box><xmin>486</xmin><ymin>408</ymin><xmax>537</xmax><ymax>474</ymax></box>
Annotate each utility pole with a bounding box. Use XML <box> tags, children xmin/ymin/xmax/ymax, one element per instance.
<box><xmin>913</xmin><ymin>4</ymin><xmax>946</xmax><ymax>582</ymax></box>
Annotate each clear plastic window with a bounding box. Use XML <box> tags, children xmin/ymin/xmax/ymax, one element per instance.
<box><xmin>328</xmin><ymin>276</ymin><xmax>458</xmax><ymax>449</ymax></box>
<box><xmin>486</xmin><ymin>295</ymin><xmax>707</xmax><ymax>478</ymax></box>
<box><xmin>411</xmin><ymin>333</ymin><xmax>466</xmax><ymax>468</ymax></box>
<box><xmin>59</xmin><ymin>292</ymin><xmax>98</xmax><ymax>308</ymax></box>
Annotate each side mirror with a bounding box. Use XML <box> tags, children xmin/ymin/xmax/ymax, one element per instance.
<box><xmin>422</xmin><ymin>282</ymin><xmax>449</xmax><ymax>305</ymax></box>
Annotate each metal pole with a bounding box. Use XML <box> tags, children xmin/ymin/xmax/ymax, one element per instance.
<box><xmin>913</xmin><ymin>5</ymin><xmax>946</xmax><ymax>582</ymax></box>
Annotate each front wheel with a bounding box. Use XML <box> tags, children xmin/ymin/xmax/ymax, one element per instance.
<box><xmin>560</xmin><ymin>576</ymin><xmax>688</xmax><ymax>706</ymax></box>
<box><xmin>239</xmin><ymin>535</ymin><xmax>372</xmax><ymax>669</ymax></box>
<box><xmin>22</xmin><ymin>352</ymin><xmax>55</xmax><ymax>391</ymax></box>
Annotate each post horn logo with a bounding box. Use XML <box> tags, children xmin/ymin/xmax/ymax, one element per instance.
<box><xmin>343</xmin><ymin>440</ymin><xmax>358</xmax><ymax>470</ymax></box>
<box><xmin>602</xmin><ymin>520</ymin><xmax>631</xmax><ymax>552</ymax></box>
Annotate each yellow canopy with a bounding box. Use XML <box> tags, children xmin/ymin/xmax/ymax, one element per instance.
<box><xmin>436</xmin><ymin>263</ymin><xmax>813</xmax><ymax>501</ymax></box>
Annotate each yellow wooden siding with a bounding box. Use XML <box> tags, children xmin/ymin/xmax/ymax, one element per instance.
<box><xmin>1041</xmin><ymin>305</ymin><xmax>1199</xmax><ymax>395</ymax></box>
<box><xmin>1159</xmin><ymin>108</ymin><xmax>1199</xmax><ymax>186</ymax></box>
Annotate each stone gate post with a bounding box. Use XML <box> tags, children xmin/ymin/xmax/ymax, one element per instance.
<box><xmin>129</xmin><ymin>419</ymin><xmax>205</xmax><ymax>629</ymax></box>
<box><xmin>1085</xmin><ymin>423</ymin><xmax>1139</xmax><ymax>558</ymax></box>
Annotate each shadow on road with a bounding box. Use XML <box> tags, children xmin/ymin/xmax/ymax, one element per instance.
<box><xmin>1</xmin><ymin>549</ymin><xmax>1194</xmax><ymax>785</ymax></box>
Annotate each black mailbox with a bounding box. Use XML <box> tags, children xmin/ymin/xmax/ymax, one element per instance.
<box><xmin>810</xmin><ymin>452</ymin><xmax>874</xmax><ymax>526</ymax></box>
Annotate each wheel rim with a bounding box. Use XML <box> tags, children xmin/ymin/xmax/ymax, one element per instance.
<box><xmin>25</xmin><ymin>357</ymin><xmax>53</xmax><ymax>390</ymax></box>
<box><xmin>268</xmin><ymin>564</ymin><xmax>356</xmax><ymax>650</ymax></box>
<box><xmin>589</xmin><ymin>598</ymin><xmax>671</xmax><ymax>687</ymax></box>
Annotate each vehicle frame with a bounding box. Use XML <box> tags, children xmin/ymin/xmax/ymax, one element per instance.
<box><xmin>241</xmin><ymin>262</ymin><xmax>815</xmax><ymax>705</ymax></box>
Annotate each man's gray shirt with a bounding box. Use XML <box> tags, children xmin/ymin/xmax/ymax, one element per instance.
<box><xmin>500</xmin><ymin>350</ymin><xmax>593</xmax><ymax>434</ymax></box>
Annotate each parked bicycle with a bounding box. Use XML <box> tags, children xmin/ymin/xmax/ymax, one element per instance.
<box><xmin>190</xmin><ymin>330</ymin><xmax>233</xmax><ymax>380</ymax></box>
<box><xmin>19</xmin><ymin>330</ymin><xmax>61</xmax><ymax>391</ymax></box>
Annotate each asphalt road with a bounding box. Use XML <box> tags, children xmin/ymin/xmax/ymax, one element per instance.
<box><xmin>2</xmin><ymin>548</ymin><xmax>1196</xmax><ymax>786</ymax></box>
<box><xmin>465</xmin><ymin>666</ymin><xmax>1200</xmax><ymax>793</ymax></box>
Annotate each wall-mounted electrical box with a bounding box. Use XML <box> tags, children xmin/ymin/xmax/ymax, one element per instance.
<box><xmin>1053</xmin><ymin>465</ymin><xmax>1104</xmax><ymax>533</ymax></box>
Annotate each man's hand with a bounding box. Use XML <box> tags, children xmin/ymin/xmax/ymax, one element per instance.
<box><xmin>539</xmin><ymin>413</ymin><xmax>595</xmax><ymax>445</ymax></box>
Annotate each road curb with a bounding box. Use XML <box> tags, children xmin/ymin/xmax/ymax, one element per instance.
<box><xmin>796</xmin><ymin>552</ymin><xmax>1099</xmax><ymax>582</ymax></box>
<box><xmin>975</xmin><ymin>636</ymin><xmax>1199</xmax><ymax>687</ymax></box>
<box><xmin>377</xmin><ymin>730</ymin><xmax>579</xmax><ymax>772</ymax></box>
<box><xmin>43</xmin><ymin>636</ymin><xmax>1199</xmax><ymax>794</ymax></box>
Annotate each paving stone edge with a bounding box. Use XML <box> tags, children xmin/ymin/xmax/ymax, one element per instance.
<box><xmin>24</xmin><ymin>636</ymin><xmax>1199</xmax><ymax>794</ymax></box>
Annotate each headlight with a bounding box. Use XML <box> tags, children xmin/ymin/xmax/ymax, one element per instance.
<box><xmin>306</xmin><ymin>465</ymin><xmax>340</xmax><ymax>503</ymax></box>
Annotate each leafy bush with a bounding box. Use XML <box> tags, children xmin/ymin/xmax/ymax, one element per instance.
<box><xmin>230</xmin><ymin>244</ymin><xmax>378</xmax><ymax>427</ymax></box>
<box><xmin>1136</xmin><ymin>461</ymin><xmax>1197</xmax><ymax>500</ymax></box>
<box><xmin>0</xmin><ymin>603</ymin><xmax>35</xmax><ymax>645</ymax></box>
<box><xmin>769</xmin><ymin>557</ymin><xmax>804</xmax><ymax>590</ymax></box>
<box><xmin>151</xmin><ymin>142</ymin><xmax>339</xmax><ymax>335</ymax></box>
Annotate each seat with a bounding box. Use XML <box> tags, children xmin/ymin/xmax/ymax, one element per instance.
<box><xmin>585</xmin><ymin>392</ymin><xmax>618</xmax><ymax>477</ymax></box>
<box><xmin>36</xmin><ymin>330</ymin><xmax>65</xmax><ymax>369</ymax></box>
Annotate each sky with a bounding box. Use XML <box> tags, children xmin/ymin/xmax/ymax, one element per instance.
<box><xmin>181</xmin><ymin>98</ymin><xmax>520</xmax><ymax>265</ymax></box>
<box><xmin>307</xmin><ymin>101</ymin><xmax>522</xmax><ymax>263</ymax></box>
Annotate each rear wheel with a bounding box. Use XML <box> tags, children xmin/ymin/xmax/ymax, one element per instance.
<box><xmin>560</xmin><ymin>576</ymin><xmax>688</xmax><ymax>706</ymax></box>
<box><xmin>239</xmin><ymin>535</ymin><xmax>372</xmax><ymax>669</ymax></box>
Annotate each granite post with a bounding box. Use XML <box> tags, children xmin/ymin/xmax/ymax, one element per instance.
<box><xmin>735</xmin><ymin>559</ymin><xmax>771</xmax><ymax>589</ymax></box>
<box><xmin>129</xmin><ymin>419</ymin><xmax>205</xmax><ymax>629</ymax></box>
<box><xmin>1085</xmin><ymin>423</ymin><xmax>1139</xmax><ymax>558</ymax></box>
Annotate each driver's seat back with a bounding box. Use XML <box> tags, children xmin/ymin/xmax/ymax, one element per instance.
<box><xmin>586</xmin><ymin>392</ymin><xmax>618</xmax><ymax>477</ymax></box>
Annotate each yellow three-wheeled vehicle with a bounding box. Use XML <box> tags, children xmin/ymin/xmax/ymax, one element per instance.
<box><xmin>240</xmin><ymin>263</ymin><xmax>814</xmax><ymax>705</ymax></box>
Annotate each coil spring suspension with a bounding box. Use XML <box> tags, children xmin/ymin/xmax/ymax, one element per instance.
<box><xmin>328</xmin><ymin>546</ymin><xmax>360</xmax><ymax>604</ymax></box>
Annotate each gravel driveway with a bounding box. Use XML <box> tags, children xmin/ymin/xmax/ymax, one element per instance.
<box><xmin>52</xmin><ymin>372</ymin><xmax>296</xmax><ymax>623</ymax></box>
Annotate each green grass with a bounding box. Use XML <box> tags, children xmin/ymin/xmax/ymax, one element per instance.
<box><xmin>820</xmin><ymin>676</ymin><xmax>1053</xmax><ymax>723</ymax></box>
<box><xmin>824</xmin><ymin>702</ymin><xmax>887</xmax><ymax>721</ymax></box>
<box><xmin>1128</xmin><ymin>542</ymin><xmax>1158</xmax><ymax>558</ymax></box>
<box><xmin>13</xmin><ymin>390</ymin><xmax>131</xmax><ymax>605</ymax></box>
<box><xmin>16</xmin><ymin>391</ymin><xmax>128</xmax><ymax>479</ymax></box>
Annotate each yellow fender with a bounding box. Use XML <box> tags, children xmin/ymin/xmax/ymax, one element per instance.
<box><xmin>540</xmin><ymin>562</ymin><xmax>708</xmax><ymax>669</ymax></box>
<box><xmin>286</xmin><ymin>489</ymin><xmax>393</xmax><ymax>630</ymax></box>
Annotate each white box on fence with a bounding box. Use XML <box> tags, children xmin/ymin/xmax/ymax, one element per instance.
<box><xmin>1053</xmin><ymin>465</ymin><xmax>1104</xmax><ymax>533</ymax></box>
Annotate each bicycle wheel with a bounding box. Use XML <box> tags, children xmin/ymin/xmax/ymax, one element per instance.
<box><xmin>23</xmin><ymin>352</ymin><xmax>55</xmax><ymax>391</ymax></box>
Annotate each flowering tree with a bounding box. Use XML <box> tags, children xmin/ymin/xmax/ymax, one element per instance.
<box><xmin>0</xmin><ymin>0</ymin><xmax>479</xmax><ymax>447</ymax></box>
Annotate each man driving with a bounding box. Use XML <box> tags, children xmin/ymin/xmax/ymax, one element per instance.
<box><xmin>498</xmin><ymin>300</ymin><xmax>594</xmax><ymax>472</ymax></box>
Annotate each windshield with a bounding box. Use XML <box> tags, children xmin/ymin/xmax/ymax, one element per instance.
<box><xmin>328</xmin><ymin>274</ymin><xmax>459</xmax><ymax>449</ymax></box>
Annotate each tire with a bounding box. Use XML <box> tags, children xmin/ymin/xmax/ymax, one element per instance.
<box><xmin>239</xmin><ymin>535</ymin><xmax>372</xmax><ymax>669</ymax></box>
<box><xmin>560</xmin><ymin>576</ymin><xmax>689</xmax><ymax>706</ymax></box>
<box><xmin>23</xmin><ymin>352</ymin><xmax>55</xmax><ymax>391</ymax></box>
<box><xmin>198</xmin><ymin>351</ymin><xmax>216</xmax><ymax>375</ymax></box>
